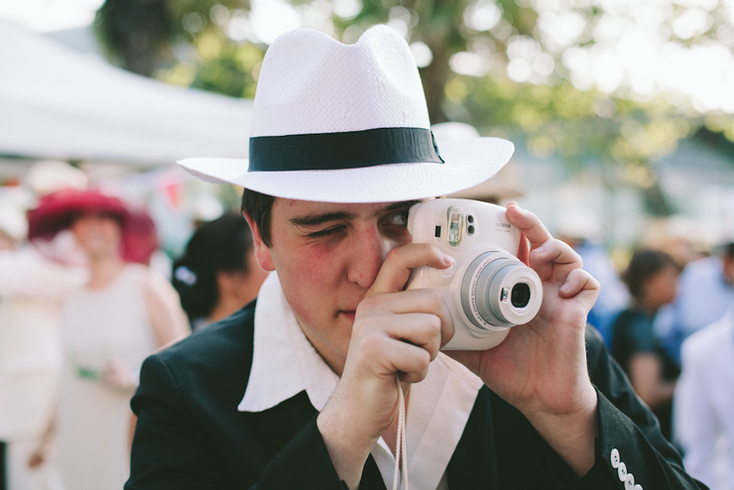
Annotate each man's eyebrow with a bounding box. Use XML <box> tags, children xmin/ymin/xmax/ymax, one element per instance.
<box><xmin>288</xmin><ymin>201</ymin><xmax>422</xmax><ymax>227</ymax></box>
<box><xmin>289</xmin><ymin>211</ymin><xmax>356</xmax><ymax>227</ymax></box>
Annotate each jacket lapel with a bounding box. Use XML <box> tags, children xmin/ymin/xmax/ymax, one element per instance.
<box><xmin>447</xmin><ymin>389</ymin><xmax>499</xmax><ymax>488</ymax></box>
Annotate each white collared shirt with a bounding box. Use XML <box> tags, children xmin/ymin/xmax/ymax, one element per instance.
<box><xmin>674</xmin><ymin>306</ymin><xmax>734</xmax><ymax>490</ymax></box>
<box><xmin>239</xmin><ymin>273</ymin><xmax>483</xmax><ymax>489</ymax></box>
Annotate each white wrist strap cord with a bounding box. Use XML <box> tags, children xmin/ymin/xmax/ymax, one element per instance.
<box><xmin>392</xmin><ymin>374</ymin><xmax>408</xmax><ymax>490</ymax></box>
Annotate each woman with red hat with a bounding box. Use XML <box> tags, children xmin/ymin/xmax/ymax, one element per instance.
<box><xmin>26</xmin><ymin>189</ymin><xmax>189</xmax><ymax>490</ymax></box>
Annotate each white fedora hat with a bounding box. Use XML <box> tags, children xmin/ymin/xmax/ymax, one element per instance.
<box><xmin>178</xmin><ymin>26</ymin><xmax>514</xmax><ymax>203</ymax></box>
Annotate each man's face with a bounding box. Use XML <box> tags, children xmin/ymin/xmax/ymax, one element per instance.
<box><xmin>250</xmin><ymin>198</ymin><xmax>416</xmax><ymax>373</ymax></box>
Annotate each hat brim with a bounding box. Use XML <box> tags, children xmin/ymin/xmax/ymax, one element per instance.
<box><xmin>178</xmin><ymin>137</ymin><xmax>514</xmax><ymax>203</ymax></box>
<box><xmin>27</xmin><ymin>190</ymin><xmax>158</xmax><ymax>265</ymax></box>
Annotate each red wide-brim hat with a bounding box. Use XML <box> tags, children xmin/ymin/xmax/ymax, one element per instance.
<box><xmin>27</xmin><ymin>189</ymin><xmax>158</xmax><ymax>265</ymax></box>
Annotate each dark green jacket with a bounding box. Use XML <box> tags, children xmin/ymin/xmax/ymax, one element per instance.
<box><xmin>126</xmin><ymin>302</ymin><xmax>706</xmax><ymax>489</ymax></box>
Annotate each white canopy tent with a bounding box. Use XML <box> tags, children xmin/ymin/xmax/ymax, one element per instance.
<box><xmin>0</xmin><ymin>19</ymin><xmax>253</xmax><ymax>167</ymax></box>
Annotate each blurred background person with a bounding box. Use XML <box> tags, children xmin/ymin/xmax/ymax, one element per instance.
<box><xmin>643</xmin><ymin>216</ymin><xmax>708</xmax><ymax>269</ymax></box>
<box><xmin>658</xmin><ymin>227</ymin><xmax>734</xmax><ymax>366</ymax></box>
<box><xmin>611</xmin><ymin>248</ymin><xmax>681</xmax><ymax>440</ymax></box>
<box><xmin>674</xmin><ymin>301</ymin><xmax>734</xmax><ymax>490</ymax></box>
<box><xmin>0</xmin><ymin>196</ymin><xmax>69</xmax><ymax>490</ymax></box>
<box><xmin>26</xmin><ymin>189</ymin><xmax>189</xmax><ymax>490</ymax></box>
<box><xmin>0</xmin><ymin>165</ymin><xmax>89</xmax><ymax>490</ymax></box>
<box><xmin>172</xmin><ymin>213</ymin><xmax>268</xmax><ymax>331</ymax></box>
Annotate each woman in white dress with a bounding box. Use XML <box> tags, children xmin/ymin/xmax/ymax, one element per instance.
<box><xmin>26</xmin><ymin>189</ymin><xmax>189</xmax><ymax>490</ymax></box>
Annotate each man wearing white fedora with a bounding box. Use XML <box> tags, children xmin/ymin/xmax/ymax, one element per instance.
<box><xmin>127</xmin><ymin>26</ymin><xmax>702</xmax><ymax>489</ymax></box>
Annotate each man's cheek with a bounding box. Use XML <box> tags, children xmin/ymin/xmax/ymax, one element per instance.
<box><xmin>290</xmin><ymin>247</ymin><xmax>339</xmax><ymax>282</ymax></box>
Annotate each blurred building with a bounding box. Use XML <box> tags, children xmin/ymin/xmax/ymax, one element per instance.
<box><xmin>512</xmin><ymin>128</ymin><xmax>734</xmax><ymax>256</ymax></box>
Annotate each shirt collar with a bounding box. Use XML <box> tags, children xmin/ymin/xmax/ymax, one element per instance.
<box><xmin>238</xmin><ymin>272</ymin><xmax>339</xmax><ymax>412</ymax></box>
<box><xmin>238</xmin><ymin>273</ymin><xmax>484</xmax><ymax>490</ymax></box>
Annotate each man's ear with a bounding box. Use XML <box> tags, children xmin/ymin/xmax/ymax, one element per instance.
<box><xmin>244</xmin><ymin>212</ymin><xmax>275</xmax><ymax>272</ymax></box>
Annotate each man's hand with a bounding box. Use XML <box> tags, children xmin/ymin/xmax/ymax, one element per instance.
<box><xmin>317</xmin><ymin>243</ymin><xmax>455</xmax><ymax>489</ymax></box>
<box><xmin>447</xmin><ymin>202</ymin><xmax>601</xmax><ymax>476</ymax></box>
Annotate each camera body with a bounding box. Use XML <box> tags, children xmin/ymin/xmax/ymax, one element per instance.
<box><xmin>407</xmin><ymin>199</ymin><xmax>542</xmax><ymax>351</ymax></box>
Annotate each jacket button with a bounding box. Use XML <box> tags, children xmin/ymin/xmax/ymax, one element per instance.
<box><xmin>610</xmin><ymin>448</ymin><xmax>620</xmax><ymax>468</ymax></box>
<box><xmin>618</xmin><ymin>462</ymin><xmax>627</xmax><ymax>481</ymax></box>
<box><xmin>634</xmin><ymin>485</ymin><xmax>643</xmax><ymax>490</ymax></box>
<box><xmin>625</xmin><ymin>473</ymin><xmax>635</xmax><ymax>489</ymax></box>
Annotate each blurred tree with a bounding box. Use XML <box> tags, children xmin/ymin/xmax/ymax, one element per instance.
<box><xmin>333</xmin><ymin>0</ymin><xmax>734</xmax><ymax>211</ymax></box>
<box><xmin>95</xmin><ymin>0</ymin><xmax>174</xmax><ymax>76</ymax></box>
<box><xmin>95</xmin><ymin>0</ymin><xmax>257</xmax><ymax>97</ymax></box>
<box><xmin>96</xmin><ymin>0</ymin><xmax>734</xmax><ymax>213</ymax></box>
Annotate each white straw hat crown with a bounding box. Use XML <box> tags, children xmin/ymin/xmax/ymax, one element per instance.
<box><xmin>252</xmin><ymin>27</ymin><xmax>430</xmax><ymax>136</ymax></box>
<box><xmin>178</xmin><ymin>26</ymin><xmax>514</xmax><ymax>203</ymax></box>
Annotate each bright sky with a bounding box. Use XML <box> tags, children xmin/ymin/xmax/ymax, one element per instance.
<box><xmin>528</xmin><ymin>0</ymin><xmax>734</xmax><ymax>114</ymax></box>
<box><xmin>0</xmin><ymin>0</ymin><xmax>304</xmax><ymax>34</ymax></box>
<box><xmin>0</xmin><ymin>0</ymin><xmax>103</xmax><ymax>31</ymax></box>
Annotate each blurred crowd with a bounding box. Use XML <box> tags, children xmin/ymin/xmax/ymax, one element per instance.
<box><xmin>557</xmin><ymin>205</ymin><xmax>734</xmax><ymax>490</ymax></box>
<box><xmin>0</xmin><ymin>162</ymin><xmax>268</xmax><ymax>490</ymax></box>
<box><xmin>1</xmin><ymin>157</ymin><xmax>733</xmax><ymax>490</ymax></box>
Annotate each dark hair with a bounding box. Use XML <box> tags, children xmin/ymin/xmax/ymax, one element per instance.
<box><xmin>622</xmin><ymin>248</ymin><xmax>680</xmax><ymax>300</ymax></box>
<box><xmin>172</xmin><ymin>213</ymin><xmax>254</xmax><ymax>322</ymax></box>
<box><xmin>241</xmin><ymin>188</ymin><xmax>276</xmax><ymax>248</ymax></box>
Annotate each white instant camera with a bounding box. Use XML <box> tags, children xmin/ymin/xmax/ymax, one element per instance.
<box><xmin>407</xmin><ymin>199</ymin><xmax>543</xmax><ymax>351</ymax></box>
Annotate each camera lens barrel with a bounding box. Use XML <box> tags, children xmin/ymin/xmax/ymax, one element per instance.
<box><xmin>460</xmin><ymin>250</ymin><xmax>542</xmax><ymax>332</ymax></box>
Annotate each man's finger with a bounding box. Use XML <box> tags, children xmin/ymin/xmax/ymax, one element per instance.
<box><xmin>505</xmin><ymin>203</ymin><xmax>553</xmax><ymax>251</ymax></box>
<box><xmin>357</xmin><ymin>289</ymin><xmax>455</xmax><ymax>351</ymax></box>
<box><xmin>558</xmin><ymin>268</ymin><xmax>600</xmax><ymax>302</ymax></box>
<box><xmin>529</xmin><ymin>238</ymin><xmax>581</xmax><ymax>269</ymax></box>
<box><xmin>365</xmin><ymin>243</ymin><xmax>452</xmax><ymax>297</ymax></box>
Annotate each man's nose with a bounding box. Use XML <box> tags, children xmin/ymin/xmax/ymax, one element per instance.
<box><xmin>347</xmin><ymin>226</ymin><xmax>392</xmax><ymax>289</ymax></box>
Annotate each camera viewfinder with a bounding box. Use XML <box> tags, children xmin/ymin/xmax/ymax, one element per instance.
<box><xmin>447</xmin><ymin>206</ymin><xmax>463</xmax><ymax>246</ymax></box>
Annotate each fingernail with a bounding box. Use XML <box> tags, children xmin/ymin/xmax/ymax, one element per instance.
<box><xmin>533</xmin><ymin>245</ymin><xmax>546</xmax><ymax>255</ymax></box>
<box><xmin>560</xmin><ymin>281</ymin><xmax>570</xmax><ymax>293</ymax></box>
<box><xmin>509</xmin><ymin>202</ymin><xmax>525</xmax><ymax>212</ymax></box>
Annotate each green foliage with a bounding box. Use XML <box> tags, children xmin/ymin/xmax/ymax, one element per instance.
<box><xmin>156</xmin><ymin>32</ymin><xmax>262</xmax><ymax>98</ymax></box>
<box><xmin>95</xmin><ymin>0</ymin><xmax>174</xmax><ymax>75</ymax></box>
<box><xmin>96</xmin><ymin>0</ymin><xmax>259</xmax><ymax>96</ymax></box>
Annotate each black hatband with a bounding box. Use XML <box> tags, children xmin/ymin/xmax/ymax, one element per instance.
<box><xmin>248</xmin><ymin>127</ymin><xmax>444</xmax><ymax>171</ymax></box>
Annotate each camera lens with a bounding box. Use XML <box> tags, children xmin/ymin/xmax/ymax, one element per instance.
<box><xmin>511</xmin><ymin>283</ymin><xmax>531</xmax><ymax>308</ymax></box>
<box><xmin>460</xmin><ymin>250</ymin><xmax>542</xmax><ymax>330</ymax></box>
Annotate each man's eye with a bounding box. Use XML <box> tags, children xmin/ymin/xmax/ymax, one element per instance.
<box><xmin>307</xmin><ymin>227</ymin><xmax>342</xmax><ymax>238</ymax></box>
<box><xmin>385</xmin><ymin>209</ymin><xmax>409</xmax><ymax>227</ymax></box>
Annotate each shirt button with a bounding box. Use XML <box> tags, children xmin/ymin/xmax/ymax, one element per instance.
<box><xmin>610</xmin><ymin>448</ymin><xmax>620</xmax><ymax>468</ymax></box>
<box><xmin>625</xmin><ymin>473</ymin><xmax>635</xmax><ymax>489</ymax></box>
<box><xmin>618</xmin><ymin>462</ymin><xmax>627</xmax><ymax>481</ymax></box>
<box><xmin>634</xmin><ymin>485</ymin><xmax>643</xmax><ymax>490</ymax></box>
